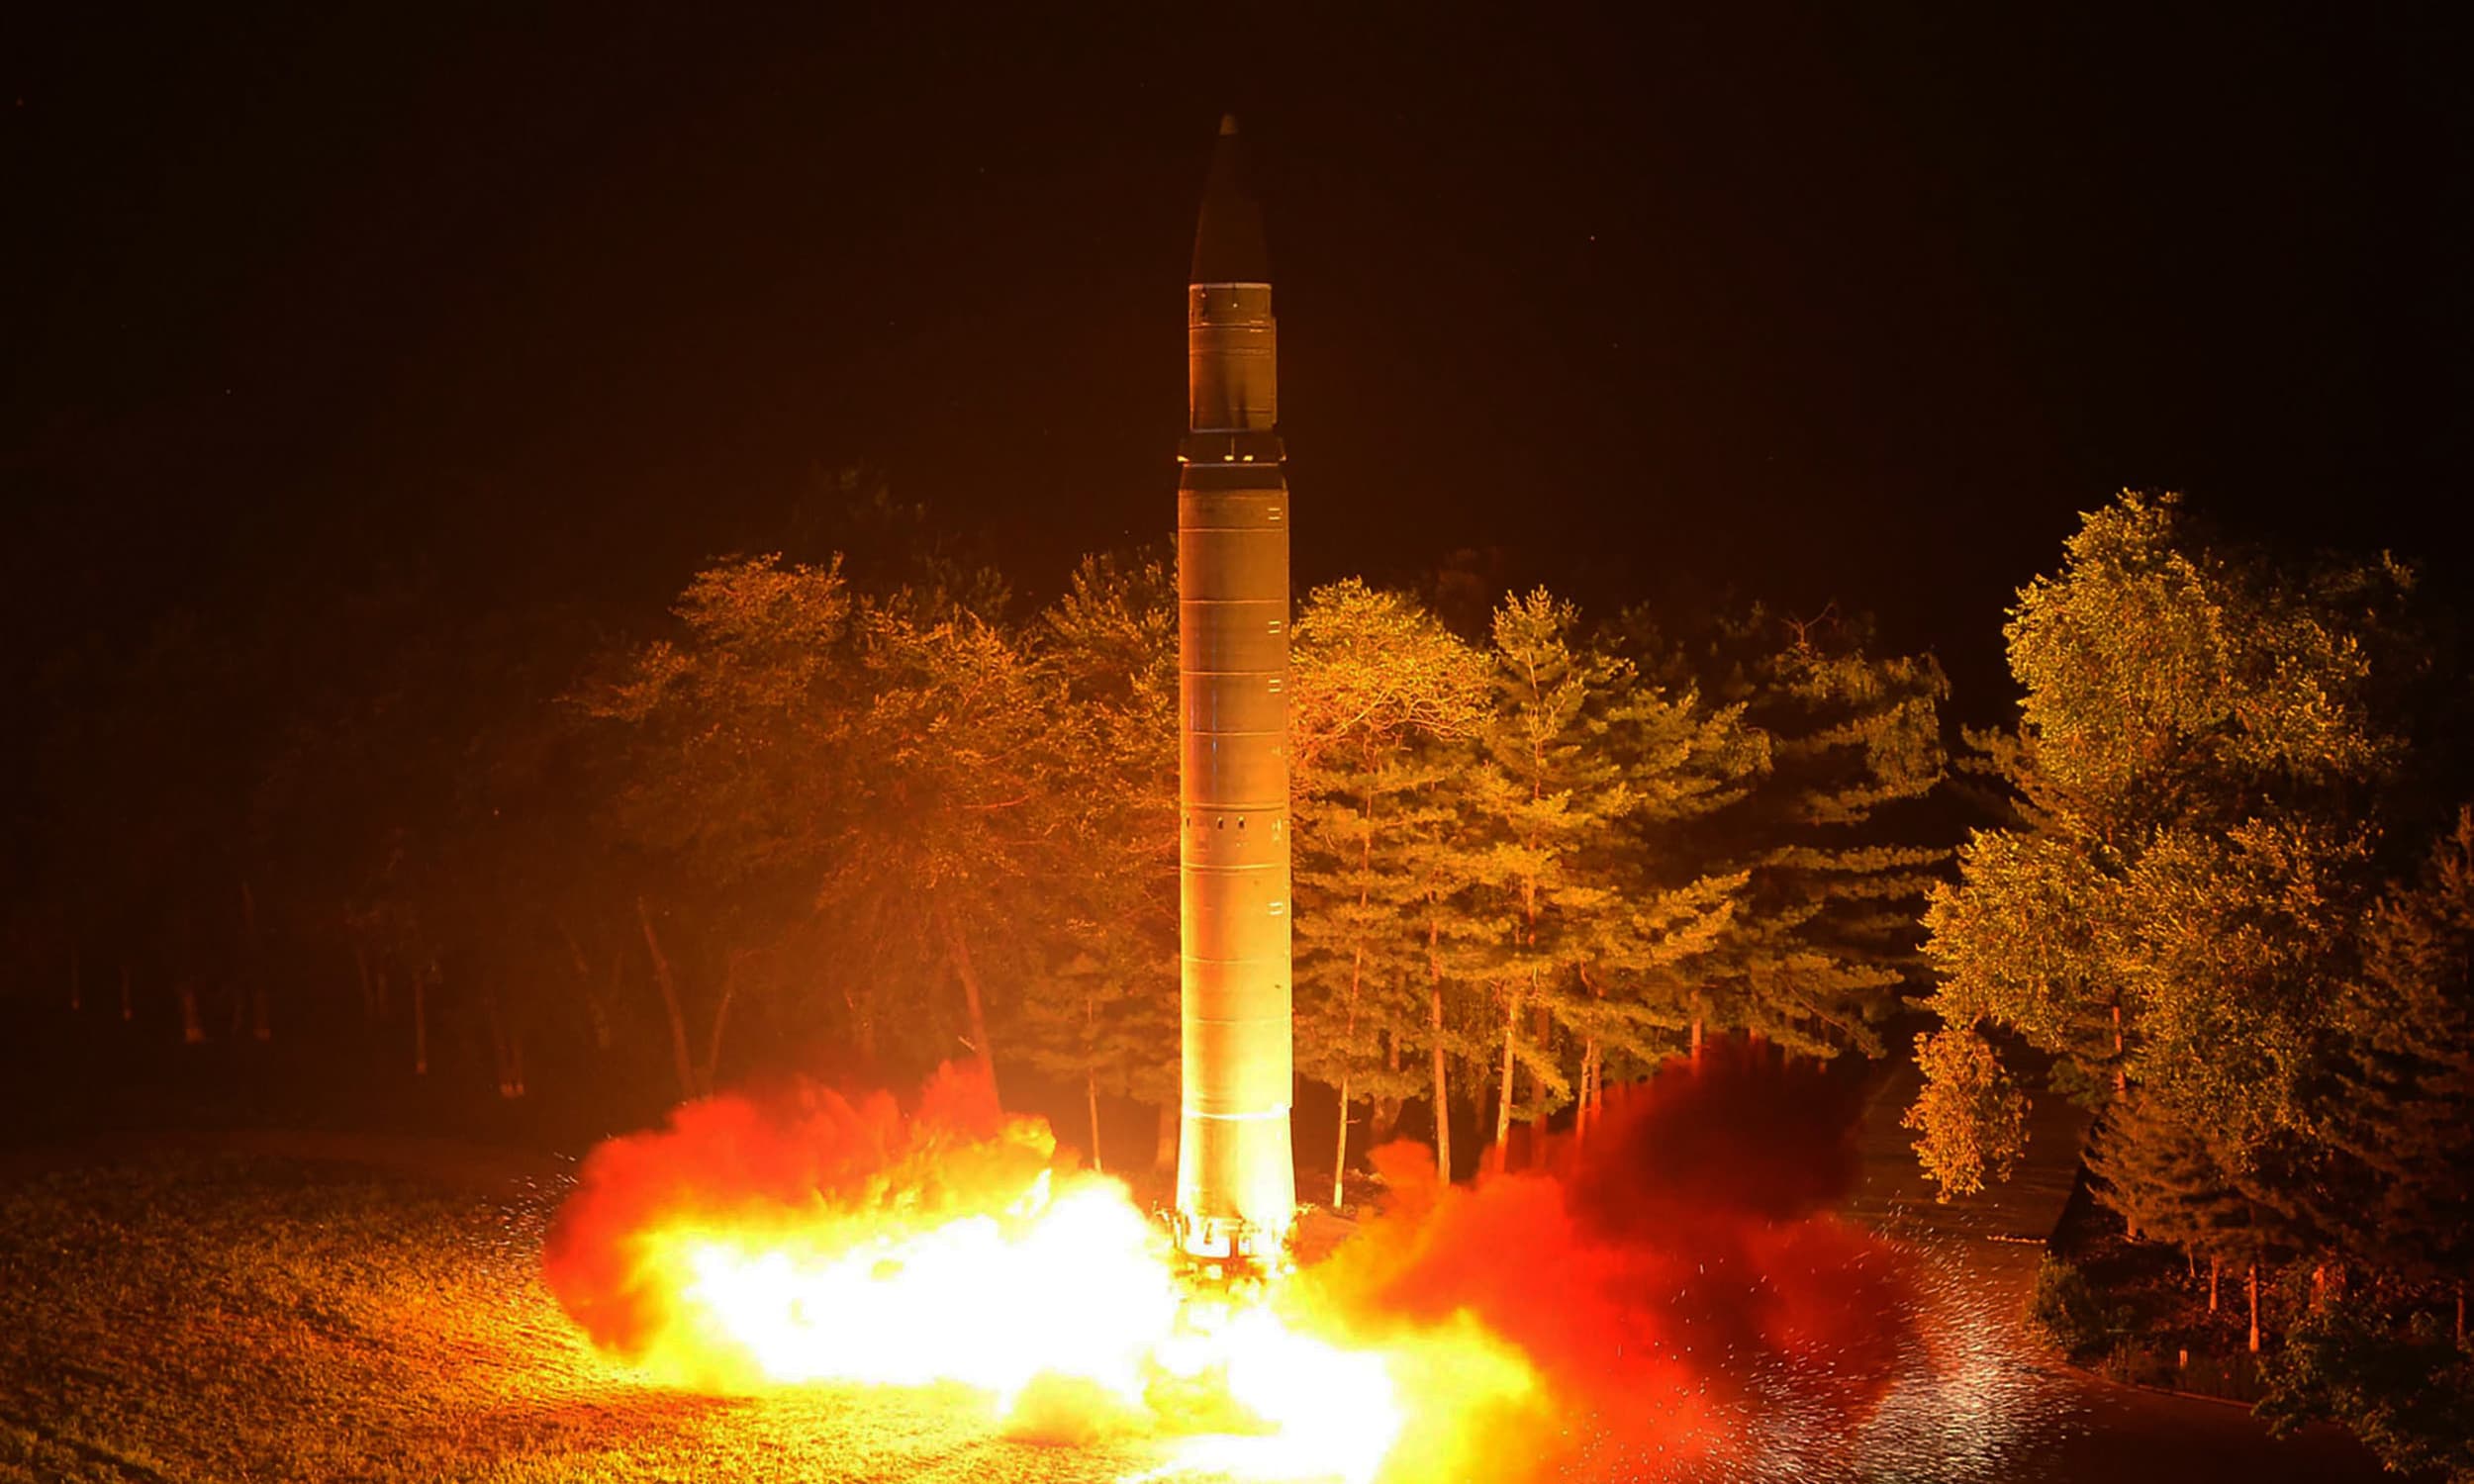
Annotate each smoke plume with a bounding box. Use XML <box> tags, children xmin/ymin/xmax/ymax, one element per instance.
<box><xmin>1302</xmin><ymin>1041</ymin><xmax>1922</xmax><ymax>1480</ymax></box>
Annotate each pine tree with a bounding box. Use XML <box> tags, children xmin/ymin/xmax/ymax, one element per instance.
<box><xmin>1629</xmin><ymin>605</ymin><xmax>1948</xmax><ymax>1057</ymax></box>
<box><xmin>1462</xmin><ymin>589</ymin><xmax>1756</xmax><ymax>1157</ymax></box>
<box><xmin>1289</xmin><ymin>581</ymin><xmax>1491</xmax><ymax>1204</ymax></box>
<box><xmin>1016</xmin><ymin>554</ymin><xmax>1183</xmax><ymax>1168</ymax></box>
<box><xmin>2314</xmin><ymin>809</ymin><xmax>2474</xmax><ymax>1321</ymax></box>
<box><xmin>2086</xmin><ymin>1086</ymin><xmax>2266</xmax><ymax>1325</ymax></box>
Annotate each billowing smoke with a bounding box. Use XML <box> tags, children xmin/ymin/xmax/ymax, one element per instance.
<box><xmin>1301</xmin><ymin>1041</ymin><xmax>1923</xmax><ymax>1481</ymax></box>
<box><xmin>542</xmin><ymin>1047</ymin><xmax>2006</xmax><ymax>1481</ymax></box>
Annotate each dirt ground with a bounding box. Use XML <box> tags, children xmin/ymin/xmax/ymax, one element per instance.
<box><xmin>0</xmin><ymin>1100</ymin><xmax>2401</xmax><ymax>1484</ymax></box>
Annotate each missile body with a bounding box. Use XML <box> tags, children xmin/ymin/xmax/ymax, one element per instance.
<box><xmin>1175</xmin><ymin>116</ymin><xmax>1296</xmax><ymax>1263</ymax></box>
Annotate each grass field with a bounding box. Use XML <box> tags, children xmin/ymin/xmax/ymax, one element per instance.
<box><xmin>0</xmin><ymin>1146</ymin><xmax>1175</xmax><ymax>1484</ymax></box>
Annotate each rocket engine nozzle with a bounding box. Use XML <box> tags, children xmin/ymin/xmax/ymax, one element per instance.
<box><xmin>1159</xmin><ymin>1205</ymin><xmax>1291</xmax><ymax>1290</ymax></box>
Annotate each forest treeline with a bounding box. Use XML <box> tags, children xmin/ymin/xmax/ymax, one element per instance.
<box><xmin>5</xmin><ymin>484</ymin><xmax>1951</xmax><ymax>1187</ymax></box>
<box><xmin>8</xmin><ymin>488</ymin><xmax>2472</xmax><ymax>1469</ymax></box>
<box><xmin>1907</xmin><ymin>494</ymin><xmax>2474</xmax><ymax>1474</ymax></box>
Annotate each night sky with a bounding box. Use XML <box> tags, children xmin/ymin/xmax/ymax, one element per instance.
<box><xmin>8</xmin><ymin>4</ymin><xmax>2467</xmax><ymax>716</ymax></box>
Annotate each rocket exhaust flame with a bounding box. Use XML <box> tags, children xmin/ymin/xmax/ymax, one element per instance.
<box><xmin>541</xmin><ymin>1064</ymin><xmax>1513</xmax><ymax>1482</ymax></box>
<box><xmin>538</xmin><ymin>1048</ymin><xmax>2050</xmax><ymax>1482</ymax></box>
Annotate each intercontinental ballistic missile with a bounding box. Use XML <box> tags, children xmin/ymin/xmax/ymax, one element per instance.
<box><xmin>1173</xmin><ymin>115</ymin><xmax>1297</xmax><ymax>1269</ymax></box>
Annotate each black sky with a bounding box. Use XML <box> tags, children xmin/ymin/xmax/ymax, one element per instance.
<box><xmin>7</xmin><ymin>3</ymin><xmax>2467</xmax><ymax>716</ymax></box>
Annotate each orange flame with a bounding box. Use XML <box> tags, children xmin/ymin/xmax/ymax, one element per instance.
<box><xmin>546</xmin><ymin>1051</ymin><xmax>1948</xmax><ymax>1482</ymax></box>
<box><xmin>543</xmin><ymin>1067</ymin><xmax>1534</xmax><ymax>1483</ymax></box>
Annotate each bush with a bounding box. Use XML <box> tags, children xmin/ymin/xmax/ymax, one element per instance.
<box><xmin>2095</xmin><ymin>1338</ymin><xmax>2177</xmax><ymax>1388</ymax></box>
<box><xmin>2261</xmin><ymin>1296</ymin><xmax>2474</xmax><ymax>1481</ymax></box>
<box><xmin>2027</xmin><ymin>1253</ymin><xmax>2125</xmax><ymax>1361</ymax></box>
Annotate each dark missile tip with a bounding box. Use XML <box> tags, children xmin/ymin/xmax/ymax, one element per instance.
<box><xmin>1191</xmin><ymin>117</ymin><xmax>1270</xmax><ymax>284</ymax></box>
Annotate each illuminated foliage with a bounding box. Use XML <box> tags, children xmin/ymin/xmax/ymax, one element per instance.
<box><xmin>2260</xmin><ymin>1283</ymin><xmax>2474</xmax><ymax>1482</ymax></box>
<box><xmin>1288</xmin><ymin>580</ymin><xmax>1492</xmax><ymax>1193</ymax></box>
<box><xmin>1015</xmin><ymin>553</ymin><xmax>1184</xmax><ymax>1164</ymax></box>
<box><xmin>1913</xmin><ymin>492</ymin><xmax>2422</xmax><ymax>1203</ymax></box>
<box><xmin>1461</xmin><ymin>590</ymin><xmax>1760</xmax><ymax>1146</ymax></box>
<box><xmin>1626</xmin><ymin>605</ymin><xmax>1949</xmax><ymax>1056</ymax></box>
<box><xmin>2290</xmin><ymin>811</ymin><xmax>2474</xmax><ymax>1330</ymax></box>
<box><xmin>2081</xmin><ymin>1085</ymin><xmax>2263</xmax><ymax>1259</ymax></box>
<box><xmin>1900</xmin><ymin>1025</ymin><xmax>2026</xmax><ymax>1199</ymax></box>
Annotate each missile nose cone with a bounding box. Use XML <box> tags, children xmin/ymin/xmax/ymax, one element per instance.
<box><xmin>1191</xmin><ymin>117</ymin><xmax>1270</xmax><ymax>285</ymax></box>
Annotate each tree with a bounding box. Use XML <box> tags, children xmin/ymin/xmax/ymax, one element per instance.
<box><xmin>1901</xmin><ymin>1025</ymin><xmax>2028</xmax><ymax>1199</ymax></box>
<box><xmin>1628</xmin><ymin>605</ymin><xmax>1949</xmax><ymax>1057</ymax></box>
<box><xmin>2084</xmin><ymin>1086</ymin><xmax>2269</xmax><ymax>1333</ymax></box>
<box><xmin>1288</xmin><ymin>580</ymin><xmax>1491</xmax><ymax>1203</ymax></box>
<box><xmin>1015</xmin><ymin>553</ymin><xmax>1183</xmax><ymax>1169</ymax></box>
<box><xmin>2261</xmin><ymin>1280</ymin><xmax>2474</xmax><ymax>1482</ymax></box>
<box><xmin>1462</xmin><ymin>589</ymin><xmax>1756</xmax><ymax>1158</ymax></box>
<box><xmin>579</xmin><ymin>554</ymin><xmax>867</xmax><ymax>1088</ymax></box>
<box><xmin>1911</xmin><ymin>492</ymin><xmax>2425</xmax><ymax>1209</ymax></box>
<box><xmin>816</xmin><ymin>597</ymin><xmax>1058</xmax><ymax>1089</ymax></box>
<box><xmin>2313</xmin><ymin>810</ymin><xmax>2474</xmax><ymax>1316</ymax></box>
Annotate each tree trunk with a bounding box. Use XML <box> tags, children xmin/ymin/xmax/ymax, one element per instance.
<box><xmin>2209</xmin><ymin>1253</ymin><xmax>2222</xmax><ymax>1313</ymax></box>
<box><xmin>2247</xmin><ymin>1262</ymin><xmax>2261</xmax><ymax>1353</ymax></box>
<box><xmin>1690</xmin><ymin>1017</ymin><xmax>1704</xmax><ymax>1067</ymax></box>
<box><xmin>636</xmin><ymin>896</ymin><xmax>697</xmax><ymax>1103</ymax></box>
<box><xmin>1575</xmin><ymin>1037</ymin><xmax>1600</xmax><ymax>1147</ymax></box>
<box><xmin>354</xmin><ymin>944</ymin><xmax>374</xmax><ymax>1024</ymax></box>
<box><xmin>2456</xmin><ymin>1283</ymin><xmax>2464</xmax><ymax>1346</ymax></box>
<box><xmin>938</xmin><ymin>906</ymin><xmax>999</xmax><ymax>1096</ymax></box>
<box><xmin>413</xmin><ymin>969</ymin><xmax>429</xmax><ymax>1076</ymax></box>
<box><xmin>1492</xmin><ymin>986</ymin><xmax>1522</xmax><ymax>1164</ymax></box>
<box><xmin>1371</xmin><ymin>1031</ymin><xmax>1404</xmax><ymax>1145</ymax></box>
<box><xmin>1333</xmin><ymin>935</ymin><xmax>1364</xmax><ymax>1206</ymax></box>
<box><xmin>1332</xmin><ymin>1070</ymin><xmax>1351</xmax><ymax>1211</ymax></box>
<box><xmin>1531</xmin><ymin>1000</ymin><xmax>1554</xmax><ymax>1147</ymax></box>
<box><xmin>376</xmin><ymin>967</ymin><xmax>391</xmax><ymax>1018</ymax></box>
<box><xmin>119</xmin><ymin>963</ymin><xmax>133</xmax><ymax>1024</ymax></box>
<box><xmin>560</xmin><ymin>922</ymin><xmax>613</xmax><ymax>1051</ymax></box>
<box><xmin>179</xmin><ymin>980</ymin><xmax>205</xmax><ymax>1045</ymax></box>
<box><xmin>1086</xmin><ymin>1070</ymin><xmax>1104</xmax><ymax>1176</ymax></box>
<box><xmin>701</xmin><ymin>963</ymin><xmax>740</xmax><ymax>1096</ymax></box>
<box><xmin>1429</xmin><ymin>980</ymin><xmax>1452</xmax><ymax>1183</ymax></box>
<box><xmin>1156</xmin><ymin>1101</ymin><xmax>1179</xmax><ymax>1172</ymax></box>
<box><xmin>68</xmin><ymin>944</ymin><xmax>81</xmax><ymax>1013</ymax></box>
<box><xmin>2111</xmin><ymin>1000</ymin><xmax>2127</xmax><ymax>1095</ymax></box>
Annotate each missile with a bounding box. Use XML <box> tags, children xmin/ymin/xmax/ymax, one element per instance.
<box><xmin>1174</xmin><ymin>114</ymin><xmax>1297</xmax><ymax>1269</ymax></box>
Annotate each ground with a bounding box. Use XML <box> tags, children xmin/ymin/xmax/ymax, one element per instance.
<box><xmin>0</xmin><ymin>1072</ymin><xmax>2401</xmax><ymax>1484</ymax></box>
<box><xmin>0</xmin><ymin>1139</ymin><xmax>1165</xmax><ymax>1484</ymax></box>
<box><xmin>1845</xmin><ymin>1054</ymin><xmax>2390</xmax><ymax>1480</ymax></box>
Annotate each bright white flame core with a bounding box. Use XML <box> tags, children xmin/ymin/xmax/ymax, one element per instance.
<box><xmin>634</xmin><ymin>1169</ymin><xmax>1421</xmax><ymax>1483</ymax></box>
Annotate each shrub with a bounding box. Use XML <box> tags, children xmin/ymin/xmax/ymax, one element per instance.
<box><xmin>2027</xmin><ymin>1253</ymin><xmax>2123</xmax><ymax>1361</ymax></box>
